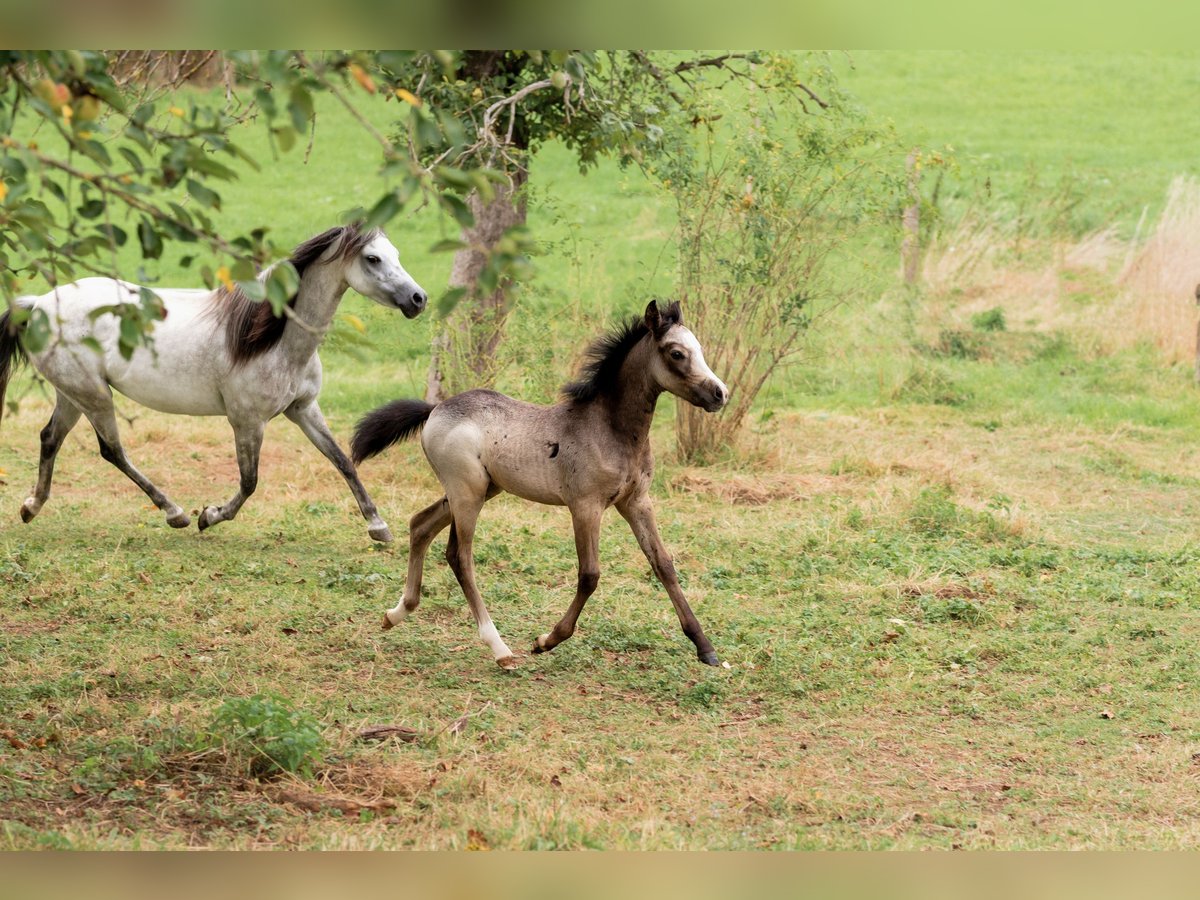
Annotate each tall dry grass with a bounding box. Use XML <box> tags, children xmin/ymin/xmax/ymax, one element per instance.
<box><xmin>1116</xmin><ymin>176</ymin><xmax>1200</xmax><ymax>364</ymax></box>
<box><xmin>920</xmin><ymin>176</ymin><xmax>1200</xmax><ymax>364</ymax></box>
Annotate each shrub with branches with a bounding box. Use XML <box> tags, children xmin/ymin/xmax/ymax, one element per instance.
<box><xmin>661</xmin><ymin>102</ymin><xmax>899</xmax><ymax>462</ymax></box>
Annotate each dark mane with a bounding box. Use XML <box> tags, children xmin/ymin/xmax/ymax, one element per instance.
<box><xmin>212</xmin><ymin>223</ymin><xmax>380</xmax><ymax>365</ymax></box>
<box><xmin>560</xmin><ymin>316</ymin><xmax>650</xmax><ymax>403</ymax></box>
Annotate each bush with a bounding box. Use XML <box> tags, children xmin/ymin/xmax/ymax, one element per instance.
<box><xmin>659</xmin><ymin>88</ymin><xmax>900</xmax><ymax>462</ymax></box>
<box><xmin>211</xmin><ymin>693</ymin><xmax>323</xmax><ymax>777</ymax></box>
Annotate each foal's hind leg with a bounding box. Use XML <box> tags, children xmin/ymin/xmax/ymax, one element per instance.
<box><xmin>444</xmin><ymin>490</ymin><xmax>517</xmax><ymax>668</ymax></box>
<box><xmin>532</xmin><ymin>503</ymin><xmax>603</xmax><ymax>656</ymax></box>
<box><xmin>383</xmin><ymin>496</ymin><xmax>451</xmax><ymax>629</ymax></box>
<box><xmin>383</xmin><ymin>487</ymin><xmax>504</xmax><ymax>629</ymax></box>
<box><xmin>83</xmin><ymin>403</ymin><xmax>190</xmax><ymax>528</ymax></box>
<box><xmin>285</xmin><ymin>400</ymin><xmax>393</xmax><ymax>543</ymax></box>
<box><xmin>197</xmin><ymin>420</ymin><xmax>264</xmax><ymax>532</ymax></box>
<box><xmin>20</xmin><ymin>391</ymin><xmax>82</xmax><ymax>523</ymax></box>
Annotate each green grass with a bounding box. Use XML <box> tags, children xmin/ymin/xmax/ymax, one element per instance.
<box><xmin>4</xmin><ymin>53</ymin><xmax>1200</xmax><ymax>849</ymax></box>
<box><xmin>842</xmin><ymin>50</ymin><xmax>1200</xmax><ymax>234</ymax></box>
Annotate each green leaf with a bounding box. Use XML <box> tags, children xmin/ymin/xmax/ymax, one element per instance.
<box><xmin>186</xmin><ymin>179</ymin><xmax>221</xmax><ymax>210</ymax></box>
<box><xmin>77</xmin><ymin>198</ymin><xmax>105</xmax><ymax>219</ymax></box>
<box><xmin>433</xmin><ymin>165</ymin><xmax>475</xmax><ymax>192</ymax></box>
<box><xmin>137</xmin><ymin>219</ymin><xmax>163</xmax><ymax>260</ymax></box>
<box><xmin>288</xmin><ymin>85</ymin><xmax>314</xmax><ymax>133</ymax></box>
<box><xmin>439</xmin><ymin>193</ymin><xmax>474</xmax><ymax>229</ymax></box>
<box><xmin>429</xmin><ymin>238</ymin><xmax>467</xmax><ymax>253</ymax></box>
<box><xmin>96</xmin><ymin>224</ymin><xmax>128</xmax><ymax>247</ymax></box>
<box><xmin>363</xmin><ymin>191</ymin><xmax>401</xmax><ymax>229</ymax></box>
<box><xmin>230</xmin><ymin>259</ymin><xmax>256</xmax><ymax>281</ymax></box>
<box><xmin>273</xmin><ymin>125</ymin><xmax>297</xmax><ymax>153</ymax></box>
<box><xmin>118</xmin><ymin>145</ymin><xmax>144</xmax><ymax>175</ymax></box>
<box><xmin>436</xmin><ymin>286</ymin><xmax>468</xmax><ymax>316</ymax></box>
<box><xmin>21</xmin><ymin>307</ymin><xmax>51</xmax><ymax>353</ymax></box>
<box><xmin>237</xmin><ymin>279</ymin><xmax>267</xmax><ymax>301</ymax></box>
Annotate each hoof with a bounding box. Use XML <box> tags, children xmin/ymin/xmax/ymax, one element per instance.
<box><xmin>369</xmin><ymin>523</ymin><xmax>394</xmax><ymax>543</ymax></box>
<box><xmin>698</xmin><ymin>650</ymin><xmax>721</xmax><ymax>667</ymax></box>
<box><xmin>496</xmin><ymin>655</ymin><xmax>519</xmax><ymax>670</ymax></box>
<box><xmin>166</xmin><ymin>511</ymin><xmax>191</xmax><ymax>529</ymax></box>
<box><xmin>19</xmin><ymin>501</ymin><xmax>36</xmax><ymax>523</ymax></box>
<box><xmin>381</xmin><ymin>611</ymin><xmax>395</xmax><ymax>631</ymax></box>
<box><xmin>197</xmin><ymin>507</ymin><xmax>219</xmax><ymax>532</ymax></box>
<box><xmin>531</xmin><ymin>634</ymin><xmax>550</xmax><ymax>655</ymax></box>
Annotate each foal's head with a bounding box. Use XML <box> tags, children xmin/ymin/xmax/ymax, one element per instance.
<box><xmin>644</xmin><ymin>300</ymin><xmax>728</xmax><ymax>412</ymax></box>
<box><xmin>338</xmin><ymin>228</ymin><xmax>427</xmax><ymax>319</ymax></box>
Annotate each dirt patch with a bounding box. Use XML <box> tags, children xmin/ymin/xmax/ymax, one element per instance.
<box><xmin>673</xmin><ymin>470</ymin><xmax>848</xmax><ymax>505</ymax></box>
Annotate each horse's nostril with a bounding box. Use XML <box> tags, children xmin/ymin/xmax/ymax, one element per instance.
<box><xmin>413</xmin><ymin>291</ymin><xmax>427</xmax><ymax>308</ymax></box>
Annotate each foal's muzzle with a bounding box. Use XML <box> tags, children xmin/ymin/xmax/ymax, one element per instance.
<box><xmin>696</xmin><ymin>380</ymin><xmax>729</xmax><ymax>413</ymax></box>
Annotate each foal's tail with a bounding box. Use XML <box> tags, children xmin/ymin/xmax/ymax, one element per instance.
<box><xmin>351</xmin><ymin>399</ymin><xmax>436</xmax><ymax>464</ymax></box>
<box><xmin>0</xmin><ymin>303</ymin><xmax>30</xmax><ymax>428</ymax></box>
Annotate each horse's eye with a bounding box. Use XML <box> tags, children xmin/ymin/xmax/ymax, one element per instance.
<box><xmin>670</xmin><ymin>350</ymin><xmax>686</xmax><ymax>361</ymax></box>
<box><xmin>365</xmin><ymin>255</ymin><xmax>380</xmax><ymax>265</ymax></box>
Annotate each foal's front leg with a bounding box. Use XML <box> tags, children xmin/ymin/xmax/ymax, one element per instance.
<box><xmin>532</xmin><ymin>503</ymin><xmax>603</xmax><ymax>656</ymax></box>
<box><xmin>617</xmin><ymin>493</ymin><xmax>720</xmax><ymax>666</ymax></box>
<box><xmin>285</xmin><ymin>400</ymin><xmax>393</xmax><ymax>543</ymax></box>
<box><xmin>198</xmin><ymin>420</ymin><xmax>264</xmax><ymax>532</ymax></box>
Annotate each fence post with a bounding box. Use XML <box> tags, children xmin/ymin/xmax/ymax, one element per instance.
<box><xmin>902</xmin><ymin>149</ymin><xmax>921</xmax><ymax>285</ymax></box>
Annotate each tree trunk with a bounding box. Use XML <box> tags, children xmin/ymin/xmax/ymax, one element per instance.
<box><xmin>425</xmin><ymin>166</ymin><xmax>528</xmax><ymax>403</ymax></box>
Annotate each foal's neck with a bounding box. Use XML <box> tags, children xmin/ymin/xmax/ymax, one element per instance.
<box><xmin>602</xmin><ymin>336</ymin><xmax>661</xmax><ymax>446</ymax></box>
<box><xmin>279</xmin><ymin>262</ymin><xmax>347</xmax><ymax>363</ymax></box>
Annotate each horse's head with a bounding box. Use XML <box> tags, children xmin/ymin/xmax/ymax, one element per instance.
<box><xmin>644</xmin><ymin>300</ymin><xmax>728</xmax><ymax>413</ymax></box>
<box><xmin>344</xmin><ymin>230</ymin><xmax>427</xmax><ymax>319</ymax></box>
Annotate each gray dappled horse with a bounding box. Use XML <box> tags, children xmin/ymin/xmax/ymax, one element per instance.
<box><xmin>0</xmin><ymin>223</ymin><xmax>425</xmax><ymax>542</ymax></box>
<box><xmin>352</xmin><ymin>300</ymin><xmax>730</xmax><ymax>668</ymax></box>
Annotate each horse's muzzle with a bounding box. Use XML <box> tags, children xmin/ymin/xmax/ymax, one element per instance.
<box><xmin>397</xmin><ymin>288</ymin><xmax>427</xmax><ymax>318</ymax></box>
<box><xmin>696</xmin><ymin>381</ymin><xmax>728</xmax><ymax>413</ymax></box>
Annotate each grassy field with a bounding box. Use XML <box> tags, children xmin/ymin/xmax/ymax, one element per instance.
<box><xmin>3</xmin><ymin>52</ymin><xmax>1200</xmax><ymax>849</ymax></box>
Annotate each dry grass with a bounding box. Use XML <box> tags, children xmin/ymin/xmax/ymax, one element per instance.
<box><xmin>922</xmin><ymin>177</ymin><xmax>1200</xmax><ymax>364</ymax></box>
<box><xmin>1116</xmin><ymin>176</ymin><xmax>1200</xmax><ymax>363</ymax></box>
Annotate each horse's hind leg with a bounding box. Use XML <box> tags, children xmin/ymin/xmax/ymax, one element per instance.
<box><xmin>285</xmin><ymin>400</ymin><xmax>392</xmax><ymax>543</ymax></box>
<box><xmin>383</xmin><ymin>486</ymin><xmax>503</xmax><ymax>629</ymax></box>
<box><xmin>20</xmin><ymin>391</ymin><xmax>82</xmax><ymax>523</ymax></box>
<box><xmin>383</xmin><ymin>496</ymin><xmax>452</xmax><ymax>629</ymax></box>
<box><xmin>84</xmin><ymin>403</ymin><xmax>189</xmax><ymax>528</ymax></box>
<box><xmin>532</xmin><ymin>503</ymin><xmax>603</xmax><ymax>656</ymax></box>
<box><xmin>444</xmin><ymin>489</ymin><xmax>516</xmax><ymax>669</ymax></box>
<box><xmin>197</xmin><ymin>419</ymin><xmax>264</xmax><ymax>533</ymax></box>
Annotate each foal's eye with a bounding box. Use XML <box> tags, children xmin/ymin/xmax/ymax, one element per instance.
<box><xmin>670</xmin><ymin>350</ymin><xmax>686</xmax><ymax>361</ymax></box>
<box><xmin>365</xmin><ymin>255</ymin><xmax>380</xmax><ymax>265</ymax></box>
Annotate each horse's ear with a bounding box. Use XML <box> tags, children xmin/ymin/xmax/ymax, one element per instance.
<box><xmin>644</xmin><ymin>300</ymin><xmax>663</xmax><ymax>335</ymax></box>
<box><xmin>665</xmin><ymin>300</ymin><xmax>683</xmax><ymax>326</ymax></box>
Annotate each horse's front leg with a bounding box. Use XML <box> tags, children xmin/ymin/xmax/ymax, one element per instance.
<box><xmin>284</xmin><ymin>399</ymin><xmax>392</xmax><ymax>543</ymax></box>
<box><xmin>617</xmin><ymin>493</ymin><xmax>720</xmax><ymax>666</ymax></box>
<box><xmin>532</xmin><ymin>502</ymin><xmax>602</xmax><ymax>656</ymax></box>
<box><xmin>197</xmin><ymin>420</ymin><xmax>264</xmax><ymax>532</ymax></box>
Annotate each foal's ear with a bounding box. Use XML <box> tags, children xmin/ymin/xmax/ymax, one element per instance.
<box><xmin>644</xmin><ymin>300</ymin><xmax>663</xmax><ymax>334</ymax></box>
<box><xmin>644</xmin><ymin>299</ymin><xmax>682</xmax><ymax>337</ymax></box>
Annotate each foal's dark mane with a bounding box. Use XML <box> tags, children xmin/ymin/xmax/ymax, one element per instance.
<box><xmin>561</xmin><ymin>301</ymin><xmax>681</xmax><ymax>403</ymax></box>
<box><xmin>211</xmin><ymin>223</ymin><xmax>379</xmax><ymax>365</ymax></box>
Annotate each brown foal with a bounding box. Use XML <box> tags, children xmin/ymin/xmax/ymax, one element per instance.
<box><xmin>352</xmin><ymin>300</ymin><xmax>729</xmax><ymax>668</ymax></box>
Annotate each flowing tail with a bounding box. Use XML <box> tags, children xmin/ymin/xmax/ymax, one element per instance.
<box><xmin>0</xmin><ymin>305</ymin><xmax>29</xmax><ymax>428</ymax></box>
<box><xmin>351</xmin><ymin>399</ymin><xmax>436</xmax><ymax>464</ymax></box>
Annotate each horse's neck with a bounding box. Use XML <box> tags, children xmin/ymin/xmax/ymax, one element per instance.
<box><xmin>603</xmin><ymin>339</ymin><xmax>660</xmax><ymax>445</ymax></box>
<box><xmin>279</xmin><ymin>264</ymin><xmax>347</xmax><ymax>363</ymax></box>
